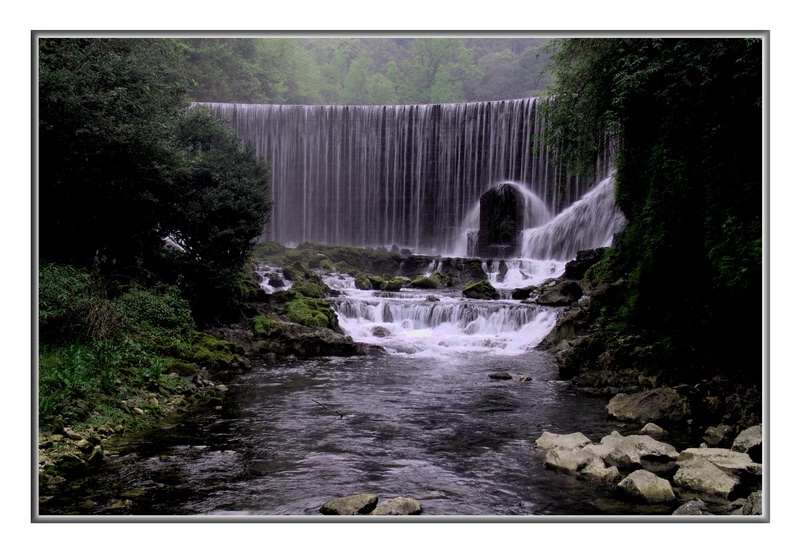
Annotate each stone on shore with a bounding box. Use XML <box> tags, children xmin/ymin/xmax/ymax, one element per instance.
<box><xmin>607</xmin><ymin>387</ymin><xmax>691</xmax><ymax>424</ymax></box>
<box><xmin>672</xmin><ymin>499</ymin><xmax>711</xmax><ymax>515</ymax></box>
<box><xmin>544</xmin><ymin>448</ymin><xmax>595</xmax><ymax>472</ymax></box>
<box><xmin>489</xmin><ymin>371</ymin><xmax>513</xmax><ymax>380</ymax></box>
<box><xmin>677</xmin><ymin>448</ymin><xmax>761</xmax><ymax>478</ymax></box>
<box><xmin>370</xmin><ymin>497</ymin><xmax>423</xmax><ymax>515</ymax></box>
<box><xmin>617</xmin><ymin>469</ymin><xmax>675</xmax><ymax>504</ymax></box>
<box><xmin>732</xmin><ymin>424</ymin><xmax>762</xmax><ymax>462</ymax></box>
<box><xmin>673</xmin><ymin>458</ymin><xmax>739</xmax><ymax>498</ymax></box>
<box><xmin>742</xmin><ymin>490</ymin><xmax>763</xmax><ymax>515</ymax></box>
<box><xmin>639</xmin><ymin>422</ymin><xmax>668</xmax><ymax>439</ymax></box>
<box><xmin>319</xmin><ymin>493</ymin><xmax>379</xmax><ymax>515</ymax></box>
<box><xmin>535</xmin><ymin>431</ymin><xmax>592</xmax><ymax>451</ymax></box>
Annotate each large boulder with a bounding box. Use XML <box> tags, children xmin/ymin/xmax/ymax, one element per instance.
<box><xmin>534</xmin><ymin>280</ymin><xmax>583</xmax><ymax>306</ymax></box>
<box><xmin>677</xmin><ymin>448</ymin><xmax>761</xmax><ymax>478</ymax></box>
<box><xmin>607</xmin><ymin>387</ymin><xmax>691</xmax><ymax>424</ymax></box>
<box><xmin>673</xmin><ymin>458</ymin><xmax>739</xmax><ymax>498</ymax></box>
<box><xmin>370</xmin><ymin>497</ymin><xmax>423</xmax><ymax>515</ymax></box>
<box><xmin>320</xmin><ymin>493</ymin><xmax>379</xmax><ymax>515</ymax></box>
<box><xmin>617</xmin><ymin>469</ymin><xmax>675</xmax><ymax>504</ymax></box>
<box><xmin>563</xmin><ymin>247</ymin><xmax>607</xmax><ymax>280</ymax></box>
<box><xmin>582</xmin><ymin>431</ymin><xmax>679</xmax><ymax>469</ymax></box>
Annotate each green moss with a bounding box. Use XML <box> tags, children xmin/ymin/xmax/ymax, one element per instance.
<box><xmin>250</xmin><ymin>315</ymin><xmax>285</xmax><ymax>337</ymax></box>
<box><xmin>368</xmin><ymin>275</ymin><xmax>384</xmax><ymax>290</ymax></box>
<box><xmin>319</xmin><ymin>259</ymin><xmax>336</xmax><ymax>272</ymax></box>
<box><xmin>411</xmin><ymin>276</ymin><xmax>439</xmax><ymax>289</ymax></box>
<box><xmin>283</xmin><ymin>261</ymin><xmax>315</xmax><ymax>282</ymax></box>
<box><xmin>382</xmin><ymin>277</ymin><xmax>407</xmax><ymax>291</ymax></box>
<box><xmin>291</xmin><ymin>280</ymin><xmax>327</xmax><ymax>299</ymax></box>
<box><xmin>354</xmin><ymin>273</ymin><xmax>372</xmax><ymax>290</ymax></box>
<box><xmin>463</xmin><ymin>280</ymin><xmax>498</xmax><ymax>300</ymax></box>
<box><xmin>285</xmin><ymin>297</ymin><xmax>339</xmax><ymax>330</ymax></box>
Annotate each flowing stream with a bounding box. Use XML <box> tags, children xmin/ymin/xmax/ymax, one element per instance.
<box><xmin>40</xmin><ymin>243</ymin><xmax>669</xmax><ymax>517</ymax></box>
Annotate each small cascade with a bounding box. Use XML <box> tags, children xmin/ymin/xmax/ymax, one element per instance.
<box><xmin>518</xmin><ymin>174</ymin><xmax>624</xmax><ymax>260</ymax></box>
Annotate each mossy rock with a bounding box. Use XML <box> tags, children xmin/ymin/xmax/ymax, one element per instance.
<box><xmin>283</xmin><ymin>261</ymin><xmax>315</xmax><ymax>282</ymax></box>
<box><xmin>305</xmin><ymin>253</ymin><xmax>330</xmax><ymax>269</ymax></box>
<box><xmin>430</xmin><ymin>270</ymin><xmax>453</xmax><ymax>287</ymax></box>
<box><xmin>250</xmin><ymin>315</ymin><xmax>286</xmax><ymax>338</ymax></box>
<box><xmin>285</xmin><ymin>297</ymin><xmax>340</xmax><ymax>330</ymax></box>
<box><xmin>463</xmin><ymin>280</ymin><xmax>499</xmax><ymax>300</ymax></box>
<box><xmin>354</xmin><ymin>273</ymin><xmax>372</xmax><ymax>290</ymax></box>
<box><xmin>368</xmin><ymin>275</ymin><xmax>385</xmax><ymax>290</ymax></box>
<box><xmin>165</xmin><ymin>359</ymin><xmax>202</xmax><ymax>377</ymax></box>
<box><xmin>180</xmin><ymin>333</ymin><xmax>243</xmax><ymax>370</ymax></box>
<box><xmin>319</xmin><ymin>259</ymin><xmax>336</xmax><ymax>272</ymax></box>
<box><xmin>382</xmin><ymin>277</ymin><xmax>408</xmax><ymax>292</ymax></box>
<box><xmin>410</xmin><ymin>276</ymin><xmax>438</xmax><ymax>289</ymax></box>
<box><xmin>291</xmin><ymin>280</ymin><xmax>327</xmax><ymax>299</ymax></box>
<box><xmin>252</xmin><ymin>241</ymin><xmax>287</xmax><ymax>258</ymax></box>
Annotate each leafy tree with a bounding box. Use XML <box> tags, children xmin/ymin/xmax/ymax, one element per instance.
<box><xmin>543</xmin><ymin>38</ymin><xmax>763</xmax><ymax>382</ymax></box>
<box><xmin>162</xmin><ymin>107</ymin><xmax>272</xmax><ymax>312</ymax></box>
<box><xmin>404</xmin><ymin>38</ymin><xmax>481</xmax><ymax>103</ymax></box>
<box><xmin>38</xmin><ymin>38</ymin><xmax>189</xmax><ymax>268</ymax></box>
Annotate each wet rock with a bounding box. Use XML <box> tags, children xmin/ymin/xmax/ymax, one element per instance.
<box><xmin>639</xmin><ymin>422</ymin><xmax>668</xmax><ymax>439</ymax></box>
<box><xmin>488</xmin><ymin>371</ymin><xmax>513</xmax><ymax>380</ymax></box>
<box><xmin>534</xmin><ymin>280</ymin><xmax>583</xmax><ymax>307</ymax></box>
<box><xmin>703</xmin><ymin>424</ymin><xmax>735</xmax><ymax>447</ymax></box>
<box><xmin>617</xmin><ymin>469</ymin><xmax>675</xmax><ymax>504</ymax></box>
<box><xmin>320</xmin><ymin>493</ymin><xmax>379</xmax><ymax>515</ymax></box>
<box><xmin>535</xmin><ymin>431</ymin><xmax>592</xmax><ymax>451</ymax></box>
<box><xmin>544</xmin><ymin>448</ymin><xmax>595</xmax><ymax>472</ymax></box>
<box><xmin>579</xmin><ymin>457</ymin><xmax>621</xmax><ymax>482</ymax></box>
<box><xmin>732</xmin><ymin>424</ymin><xmax>762</xmax><ymax>462</ymax></box>
<box><xmin>607</xmin><ymin>387</ymin><xmax>691</xmax><ymax>424</ymax></box>
<box><xmin>673</xmin><ymin>499</ymin><xmax>711</xmax><ymax>515</ymax></box>
<box><xmin>673</xmin><ymin>458</ymin><xmax>739</xmax><ymax>498</ymax></box>
<box><xmin>563</xmin><ymin>247</ymin><xmax>608</xmax><ymax>280</ymax></box>
<box><xmin>519</xmin><ymin>374</ymin><xmax>532</xmax><ymax>382</ymax></box>
<box><xmin>371</xmin><ymin>326</ymin><xmax>392</xmax><ymax>338</ymax></box>
<box><xmin>463</xmin><ymin>280</ymin><xmax>499</xmax><ymax>300</ymax></box>
<box><xmin>370</xmin><ymin>497</ymin><xmax>423</xmax><ymax>515</ymax></box>
<box><xmin>63</xmin><ymin>428</ymin><xmax>83</xmax><ymax>440</ymax></box>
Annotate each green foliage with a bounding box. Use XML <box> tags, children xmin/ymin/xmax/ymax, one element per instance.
<box><xmin>113</xmin><ymin>285</ymin><xmax>193</xmax><ymax>335</ymax></box>
<box><xmin>38</xmin><ymin>38</ymin><xmax>190</xmax><ymax>267</ymax></box>
<box><xmin>544</xmin><ymin>38</ymin><xmax>763</xmax><ymax>381</ymax></box>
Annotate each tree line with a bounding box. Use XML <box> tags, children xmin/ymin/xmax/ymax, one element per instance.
<box><xmin>179</xmin><ymin>36</ymin><xmax>553</xmax><ymax>105</ymax></box>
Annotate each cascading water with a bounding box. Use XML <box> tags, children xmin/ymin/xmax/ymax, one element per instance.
<box><xmin>199</xmin><ymin>98</ymin><xmax>612</xmax><ymax>253</ymax></box>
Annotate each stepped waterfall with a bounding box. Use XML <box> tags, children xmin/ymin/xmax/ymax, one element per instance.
<box><xmin>199</xmin><ymin>98</ymin><xmax>617</xmax><ymax>256</ymax></box>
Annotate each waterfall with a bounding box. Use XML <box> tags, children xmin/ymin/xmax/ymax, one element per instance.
<box><xmin>199</xmin><ymin>99</ymin><xmax>611</xmax><ymax>253</ymax></box>
<box><xmin>518</xmin><ymin>174</ymin><xmax>624</xmax><ymax>260</ymax></box>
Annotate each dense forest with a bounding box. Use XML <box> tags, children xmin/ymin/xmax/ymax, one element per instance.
<box><xmin>178</xmin><ymin>36</ymin><xmax>552</xmax><ymax>105</ymax></box>
<box><xmin>541</xmin><ymin>38</ymin><xmax>763</xmax><ymax>387</ymax></box>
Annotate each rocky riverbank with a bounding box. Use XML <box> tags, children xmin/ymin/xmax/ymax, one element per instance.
<box><xmin>535</xmin><ymin>411</ymin><xmax>763</xmax><ymax>515</ymax></box>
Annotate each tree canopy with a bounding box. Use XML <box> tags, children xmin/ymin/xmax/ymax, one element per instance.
<box><xmin>38</xmin><ymin>37</ymin><xmax>272</xmax><ymax>316</ymax></box>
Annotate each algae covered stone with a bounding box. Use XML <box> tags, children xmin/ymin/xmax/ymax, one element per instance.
<box><xmin>463</xmin><ymin>280</ymin><xmax>498</xmax><ymax>300</ymax></box>
<box><xmin>285</xmin><ymin>297</ymin><xmax>339</xmax><ymax>330</ymax></box>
